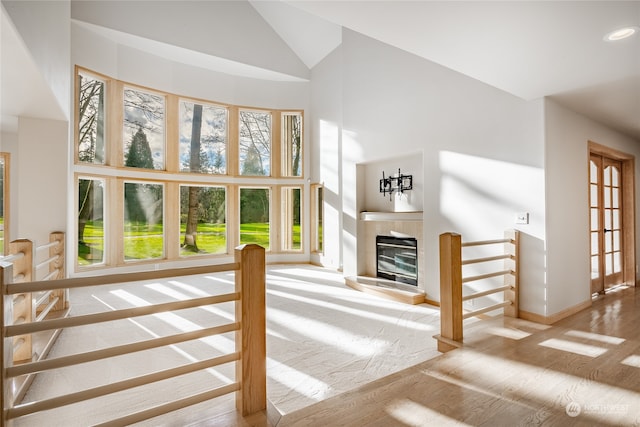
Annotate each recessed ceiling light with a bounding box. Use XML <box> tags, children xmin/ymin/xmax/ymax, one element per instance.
<box><xmin>604</xmin><ymin>26</ymin><xmax>640</xmax><ymax>42</ymax></box>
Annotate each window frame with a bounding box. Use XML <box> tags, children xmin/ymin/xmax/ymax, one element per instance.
<box><xmin>73</xmin><ymin>67</ymin><xmax>304</xmax><ymax>272</ymax></box>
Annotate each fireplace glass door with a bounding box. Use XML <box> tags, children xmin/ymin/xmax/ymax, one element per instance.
<box><xmin>376</xmin><ymin>235</ymin><xmax>418</xmax><ymax>285</ymax></box>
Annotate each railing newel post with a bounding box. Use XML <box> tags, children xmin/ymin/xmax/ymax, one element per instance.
<box><xmin>234</xmin><ymin>244</ymin><xmax>266</xmax><ymax>416</ymax></box>
<box><xmin>437</xmin><ymin>232</ymin><xmax>463</xmax><ymax>352</ymax></box>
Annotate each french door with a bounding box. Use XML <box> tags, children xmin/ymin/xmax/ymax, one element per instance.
<box><xmin>590</xmin><ymin>153</ymin><xmax>624</xmax><ymax>294</ymax></box>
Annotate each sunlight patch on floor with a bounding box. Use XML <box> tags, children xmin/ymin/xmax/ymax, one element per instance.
<box><xmin>486</xmin><ymin>326</ymin><xmax>531</xmax><ymax>340</ymax></box>
<box><xmin>91</xmin><ymin>292</ymin><xmax>233</xmax><ymax>383</ymax></box>
<box><xmin>429</xmin><ymin>348</ymin><xmax>640</xmax><ymax>425</ymax></box>
<box><xmin>385</xmin><ymin>398</ymin><xmax>472</xmax><ymax>426</ymax></box>
<box><xmin>268</xmin><ymin>306</ymin><xmax>389</xmax><ymax>358</ymax></box>
<box><xmin>564</xmin><ymin>329</ymin><xmax>625</xmax><ymax>345</ymax></box>
<box><xmin>267</xmin><ymin>357</ymin><xmax>332</xmax><ymax>402</ymax></box>
<box><xmin>267</xmin><ymin>288</ymin><xmax>436</xmax><ymax>332</ymax></box>
<box><xmin>538</xmin><ymin>338</ymin><xmax>608</xmax><ymax>357</ymax></box>
<box><xmin>621</xmin><ymin>354</ymin><xmax>640</xmax><ymax>368</ymax></box>
<box><xmin>109</xmin><ymin>288</ymin><xmax>237</xmax><ymax>355</ymax></box>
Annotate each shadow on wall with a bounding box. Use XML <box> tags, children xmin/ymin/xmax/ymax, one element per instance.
<box><xmin>438</xmin><ymin>151</ymin><xmax>547</xmax><ymax>317</ymax></box>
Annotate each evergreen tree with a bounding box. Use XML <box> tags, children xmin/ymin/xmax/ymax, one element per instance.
<box><xmin>125</xmin><ymin>127</ymin><xmax>154</xmax><ymax>169</ymax></box>
<box><xmin>242</xmin><ymin>144</ymin><xmax>265</xmax><ymax>176</ymax></box>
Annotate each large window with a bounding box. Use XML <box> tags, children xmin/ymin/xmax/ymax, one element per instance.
<box><xmin>179</xmin><ymin>100</ymin><xmax>227</xmax><ymax>174</ymax></box>
<box><xmin>240</xmin><ymin>188</ymin><xmax>270</xmax><ymax>250</ymax></box>
<box><xmin>77</xmin><ymin>71</ymin><xmax>106</xmax><ymax>164</ymax></box>
<box><xmin>124</xmin><ymin>182</ymin><xmax>164</xmax><ymax>260</ymax></box>
<box><xmin>282</xmin><ymin>187</ymin><xmax>301</xmax><ymax>251</ymax></box>
<box><xmin>311</xmin><ymin>184</ymin><xmax>323</xmax><ymax>254</ymax></box>
<box><xmin>180</xmin><ymin>185</ymin><xmax>226</xmax><ymax>256</ymax></box>
<box><xmin>78</xmin><ymin>177</ymin><xmax>105</xmax><ymax>265</ymax></box>
<box><xmin>123</xmin><ymin>87</ymin><xmax>165</xmax><ymax>170</ymax></box>
<box><xmin>239</xmin><ymin>110</ymin><xmax>271</xmax><ymax>176</ymax></box>
<box><xmin>74</xmin><ymin>67</ymin><xmax>303</xmax><ymax>270</ymax></box>
<box><xmin>282</xmin><ymin>113</ymin><xmax>302</xmax><ymax>177</ymax></box>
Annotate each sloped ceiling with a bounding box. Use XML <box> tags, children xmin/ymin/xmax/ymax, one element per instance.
<box><xmin>264</xmin><ymin>0</ymin><xmax>640</xmax><ymax>140</ymax></box>
<box><xmin>2</xmin><ymin>1</ymin><xmax>639</xmax><ymax>141</ymax></box>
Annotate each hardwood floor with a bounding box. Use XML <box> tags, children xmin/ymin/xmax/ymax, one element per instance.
<box><xmin>15</xmin><ymin>266</ymin><xmax>640</xmax><ymax>426</ymax></box>
<box><xmin>278</xmin><ymin>285</ymin><xmax>640</xmax><ymax>426</ymax></box>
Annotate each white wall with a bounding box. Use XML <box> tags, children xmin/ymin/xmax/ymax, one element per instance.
<box><xmin>71</xmin><ymin>0</ymin><xmax>308</xmax><ymax>81</ymax></box>
<box><xmin>17</xmin><ymin>118</ymin><xmax>68</xmax><ymax>247</ymax></box>
<box><xmin>2</xmin><ymin>0</ymin><xmax>71</xmax><ymax>120</ymax></box>
<box><xmin>544</xmin><ymin>98</ymin><xmax>640</xmax><ymax>316</ymax></box>
<box><xmin>72</xmin><ymin>22</ymin><xmax>309</xmax><ymax>113</ymax></box>
<box><xmin>314</xmin><ymin>29</ymin><xmax>546</xmax><ymax>305</ymax></box>
<box><xmin>310</xmin><ymin>46</ymin><xmax>343</xmax><ymax>269</ymax></box>
<box><xmin>1</xmin><ymin>1</ymin><xmax>71</xmax><ymax>255</ymax></box>
<box><xmin>361</xmin><ymin>152</ymin><xmax>424</xmax><ymax>213</ymax></box>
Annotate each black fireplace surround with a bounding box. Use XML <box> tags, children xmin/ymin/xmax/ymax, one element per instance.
<box><xmin>376</xmin><ymin>235</ymin><xmax>418</xmax><ymax>286</ymax></box>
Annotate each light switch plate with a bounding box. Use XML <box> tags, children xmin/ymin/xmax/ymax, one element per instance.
<box><xmin>515</xmin><ymin>212</ymin><xmax>529</xmax><ymax>224</ymax></box>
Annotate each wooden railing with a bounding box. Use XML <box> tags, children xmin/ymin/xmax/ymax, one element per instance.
<box><xmin>0</xmin><ymin>243</ymin><xmax>266</xmax><ymax>426</ymax></box>
<box><xmin>435</xmin><ymin>230</ymin><xmax>520</xmax><ymax>352</ymax></box>
<box><xmin>2</xmin><ymin>232</ymin><xmax>67</xmax><ymax>367</ymax></box>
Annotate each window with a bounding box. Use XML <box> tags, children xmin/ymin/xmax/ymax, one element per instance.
<box><xmin>0</xmin><ymin>154</ymin><xmax>8</xmax><ymax>254</ymax></box>
<box><xmin>281</xmin><ymin>187</ymin><xmax>301</xmax><ymax>251</ymax></box>
<box><xmin>180</xmin><ymin>185</ymin><xmax>226</xmax><ymax>256</ymax></box>
<box><xmin>179</xmin><ymin>100</ymin><xmax>227</xmax><ymax>174</ymax></box>
<box><xmin>311</xmin><ymin>184</ymin><xmax>324</xmax><ymax>254</ymax></box>
<box><xmin>239</xmin><ymin>110</ymin><xmax>271</xmax><ymax>176</ymax></box>
<box><xmin>78</xmin><ymin>177</ymin><xmax>105</xmax><ymax>265</ymax></box>
<box><xmin>282</xmin><ymin>113</ymin><xmax>302</xmax><ymax>177</ymax></box>
<box><xmin>124</xmin><ymin>182</ymin><xmax>164</xmax><ymax>260</ymax></box>
<box><xmin>240</xmin><ymin>188</ymin><xmax>270</xmax><ymax>250</ymax></box>
<box><xmin>74</xmin><ymin>68</ymin><xmax>303</xmax><ymax>270</ymax></box>
<box><xmin>123</xmin><ymin>87</ymin><xmax>165</xmax><ymax>170</ymax></box>
<box><xmin>77</xmin><ymin>72</ymin><xmax>106</xmax><ymax>164</ymax></box>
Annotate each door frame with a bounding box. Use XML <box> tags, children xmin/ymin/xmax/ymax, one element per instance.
<box><xmin>589</xmin><ymin>141</ymin><xmax>636</xmax><ymax>289</ymax></box>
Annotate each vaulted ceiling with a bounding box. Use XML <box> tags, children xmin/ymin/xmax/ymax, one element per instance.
<box><xmin>2</xmin><ymin>1</ymin><xmax>639</xmax><ymax>141</ymax></box>
<box><xmin>258</xmin><ymin>1</ymin><xmax>640</xmax><ymax>140</ymax></box>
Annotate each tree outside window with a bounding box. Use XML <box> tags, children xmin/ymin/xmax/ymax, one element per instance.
<box><xmin>239</xmin><ymin>111</ymin><xmax>271</xmax><ymax>176</ymax></box>
<box><xmin>123</xmin><ymin>87</ymin><xmax>165</xmax><ymax>170</ymax></box>
<box><xmin>124</xmin><ymin>182</ymin><xmax>164</xmax><ymax>260</ymax></box>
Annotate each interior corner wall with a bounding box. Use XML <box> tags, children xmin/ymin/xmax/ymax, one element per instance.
<box><xmin>17</xmin><ymin>117</ymin><xmax>68</xmax><ymax>247</ymax></box>
<box><xmin>544</xmin><ymin>98</ymin><xmax>640</xmax><ymax>317</ymax></box>
<box><xmin>310</xmin><ymin>46</ymin><xmax>343</xmax><ymax>270</ymax></box>
<box><xmin>324</xmin><ymin>29</ymin><xmax>546</xmax><ymax>304</ymax></box>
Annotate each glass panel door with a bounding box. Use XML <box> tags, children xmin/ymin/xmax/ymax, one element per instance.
<box><xmin>589</xmin><ymin>153</ymin><xmax>624</xmax><ymax>294</ymax></box>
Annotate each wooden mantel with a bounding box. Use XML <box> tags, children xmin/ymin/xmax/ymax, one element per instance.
<box><xmin>359</xmin><ymin>211</ymin><xmax>423</xmax><ymax>222</ymax></box>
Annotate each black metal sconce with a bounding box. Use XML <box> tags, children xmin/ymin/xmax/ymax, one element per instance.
<box><xmin>380</xmin><ymin>168</ymin><xmax>413</xmax><ymax>200</ymax></box>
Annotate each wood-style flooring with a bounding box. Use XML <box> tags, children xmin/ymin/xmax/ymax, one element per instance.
<box><xmin>16</xmin><ymin>267</ymin><xmax>640</xmax><ymax>426</ymax></box>
<box><xmin>277</xmin><ymin>285</ymin><xmax>640</xmax><ymax>426</ymax></box>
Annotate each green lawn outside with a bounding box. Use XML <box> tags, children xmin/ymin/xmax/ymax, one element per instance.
<box><xmin>78</xmin><ymin>220</ymin><xmax>294</xmax><ymax>263</ymax></box>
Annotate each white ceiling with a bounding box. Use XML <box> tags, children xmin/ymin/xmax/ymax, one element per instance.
<box><xmin>2</xmin><ymin>1</ymin><xmax>639</xmax><ymax>142</ymax></box>
<box><xmin>261</xmin><ymin>1</ymin><xmax>640</xmax><ymax>140</ymax></box>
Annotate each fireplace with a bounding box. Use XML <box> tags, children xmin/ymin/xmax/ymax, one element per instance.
<box><xmin>376</xmin><ymin>235</ymin><xmax>418</xmax><ymax>286</ymax></box>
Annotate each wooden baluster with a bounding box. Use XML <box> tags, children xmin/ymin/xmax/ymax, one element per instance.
<box><xmin>504</xmin><ymin>230</ymin><xmax>520</xmax><ymax>318</ymax></box>
<box><xmin>49</xmin><ymin>232</ymin><xmax>67</xmax><ymax>311</ymax></box>
<box><xmin>234</xmin><ymin>244</ymin><xmax>266</xmax><ymax>415</ymax></box>
<box><xmin>1</xmin><ymin>261</ymin><xmax>15</xmax><ymax>425</ymax></box>
<box><xmin>8</xmin><ymin>240</ymin><xmax>32</xmax><ymax>364</ymax></box>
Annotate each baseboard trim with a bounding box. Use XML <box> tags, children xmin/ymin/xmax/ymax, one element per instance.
<box><xmin>519</xmin><ymin>299</ymin><xmax>592</xmax><ymax>325</ymax></box>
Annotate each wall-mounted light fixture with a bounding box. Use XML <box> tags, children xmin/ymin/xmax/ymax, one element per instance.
<box><xmin>380</xmin><ymin>168</ymin><xmax>413</xmax><ymax>200</ymax></box>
